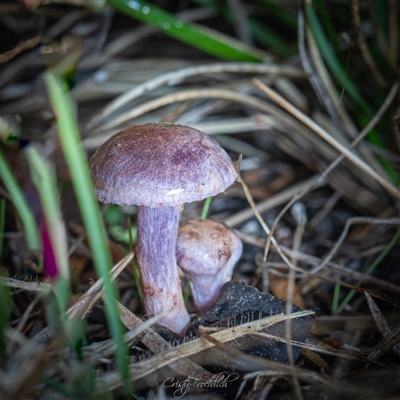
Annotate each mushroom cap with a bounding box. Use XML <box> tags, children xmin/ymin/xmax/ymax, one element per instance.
<box><xmin>176</xmin><ymin>219</ymin><xmax>243</xmax><ymax>279</ymax></box>
<box><xmin>89</xmin><ymin>123</ymin><xmax>237</xmax><ymax>207</ymax></box>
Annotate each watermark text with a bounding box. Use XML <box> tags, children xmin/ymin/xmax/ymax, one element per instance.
<box><xmin>163</xmin><ymin>372</ymin><xmax>239</xmax><ymax>398</ymax></box>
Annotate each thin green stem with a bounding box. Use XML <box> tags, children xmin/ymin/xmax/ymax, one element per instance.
<box><xmin>0</xmin><ymin>199</ymin><xmax>5</xmax><ymax>259</ymax></box>
<box><xmin>0</xmin><ymin>153</ymin><xmax>41</xmax><ymax>252</ymax></box>
<box><xmin>331</xmin><ymin>275</ymin><xmax>341</xmax><ymax>315</ymax></box>
<box><xmin>305</xmin><ymin>2</ymin><xmax>373</xmax><ymax>117</ymax></box>
<box><xmin>201</xmin><ymin>197</ymin><xmax>212</xmax><ymax>219</ymax></box>
<box><xmin>44</xmin><ymin>73</ymin><xmax>130</xmax><ymax>392</ymax></box>
<box><xmin>26</xmin><ymin>147</ymin><xmax>70</xmax><ymax>283</ymax></box>
<box><xmin>107</xmin><ymin>0</ymin><xmax>265</xmax><ymax>62</ymax></box>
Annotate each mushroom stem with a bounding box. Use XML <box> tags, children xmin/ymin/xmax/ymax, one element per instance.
<box><xmin>136</xmin><ymin>205</ymin><xmax>190</xmax><ymax>334</ymax></box>
<box><xmin>189</xmin><ymin>259</ymin><xmax>237</xmax><ymax>313</ymax></box>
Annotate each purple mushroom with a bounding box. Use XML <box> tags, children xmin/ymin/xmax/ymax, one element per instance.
<box><xmin>176</xmin><ymin>219</ymin><xmax>243</xmax><ymax>312</ymax></box>
<box><xmin>89</xmin><ymin>123</ymin><xmax>236</xmax><ymax>334</ymax></box>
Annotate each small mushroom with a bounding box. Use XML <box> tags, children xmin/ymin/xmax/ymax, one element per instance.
<box><xmin>176</xmin><ymin>219</ymin><xmax>243</xmax><ymax>312</ymax></box>
<box><xmin>89</xmin><ymin>123</ymin><xmax>236</xmax><ymax>334</ymax></box>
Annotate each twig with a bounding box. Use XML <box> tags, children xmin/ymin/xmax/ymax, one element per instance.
<box><xmin>83</xmin><ymin>115</ymin><xmax>275</xmax><ymax>150</ymax></box>
<box><xmin>243</xmin><ymin>369</ymin><xmax>351</xmax><ymax>397</ymax></box>
<box><xmin>365</xmin><ymin>293</ymin><xmax>400</xmax><ymax>357</ymax></box>
<box><xmin>310</xmin><ymin>217</ymin><xmax>400</xmax><ymax>274</ymax></box>
<box><xmin>87</xmin><ymin>88</ymin><xmax>280</xmax><ymax>135</ymax></box>
<box><xmin>367</xmin><ymin>323</ymin><xmax>400</xmax><ymax>361</ymax></box>
<box><xmin>304</xmin><ymin>24</ymin><xmax>385</xmax><ymax>176</ymax></box>
<box><xmin>0</xmin><ymin>277</ymin><xmax>52</xmax><ymax>292</ymax></box>
<box><xmin>85</xmin><ymin>312</ymin><xmax>167</xmax><ymax>361</ymax></box>
<box><xmin>308</xmin><ymin>190</ymin><xmax>342</xmax><ymax>229</ymax></box>
<box><xmin>253</xmin><ymin>331</ymin><xmax>388</xmax><ymax>365</ymax></box>
<box><xmin>233</xmin><ymin>163</ymin><xmax>397</xmax><ymax>306</ymax></box>
<box><xmin>263</xmin><ymin>82</ymin><xmax>399</xmax><ymax>260</ymax></box>
<box><xmin>98</xmin><ymin>311</ymin><xmax>315</xmax><ymax>392</ymax></box>
<box><xmin>257</xmin><ymin>77</ymin><xmax>399</xmax><ymax>261</ymax></box>
<box><xmin>224</xmin><ymin>175</ymin><xmax>326</xmax><ymax>227</ymax></box>
<box><xmin>239</xmin><ymin>232</ymin><xmax>400</xmax><ymax>294</ymax></box>
<box><xmin>29</xmin><ymin>251</ymin><xmax>134</xmax><ymax>346</ymax></box>
<box><xmin>235</xmin><ymin>156</ymin><xmax>303</xmax><ymax>275</ymax></box>
<box><xmin>286</xmin><ymin>203</ymin><xmax>307</xmax><ymax>400</ymax></box>
<box><xmin>117</xmin><ymin>302</ymin><xmax>214</xmax><ymax>382</ymax></box>
<box><xmin>85</xmin><ymin>63</ymin><xmax>306</xmax><ymax>134</ymax></box>
<box><xmin>0</xmin><ymin>36</ymin><xmax>40</xmax><ymax>64</ymax></box>
<box><xmin>298</xmin><ymin>5</ymin><xmax>338</xmax><ymax>124</ymax></box>
<box><xmin>67</xmin><ymin>251</ymin><xmax>134</xmax><ymax>319</ymax></box>
<box><xmin>253</xmin><ymin>79</ymin><xmax>400</xmax><ymax>198</ymax></box>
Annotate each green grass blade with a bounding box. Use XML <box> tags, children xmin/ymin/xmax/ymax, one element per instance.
<box><xmin>371</xmin><ymin>0</ymin><xmax>388</xmax><ymax>37</ymax></box>
<box><xmin>249</xmin><ymin>18</ymin><xmax>295</xmax><ymax>58</ymax></box>
<box><xmin>26</xmin><ymin>148</ymin><xmax>70</xmax><ymax>282</ymax></box>
<box><xmin>336</xmin><ymin>228</ymin><xmax>400</xmax><ymax>314</ymax></box>
<box><xmin>43</xmin><ymin>378</ymin><xmax>70</xmax><ymax>396</ymax></box>
<box><xmin>126</xmin><ymin>217</ymin><xmax>143</xmax><ymax>303</ymax></box>
<box><xmin>131</xmin><ymin>258</ymin><xmax>142</xmax><ymax>303</ymax></box>
<box><xmin>127</xmin><ymin>217</ymin><xmax>134</xmax><ymax>249</ymax></box>
<box><xmin>258</xmin><ymin>0</ymin><xmax>297</xmax><ymax>30</ymax></box>
<box><xmin>26</xmin><ymin>147</ymin><xmax>71</xmax><ymax>316</ymax></box>
<box><xmin>118</xmin><ymin>244</ymin><xmax>143</xmax><ymax>304</ymax></box>
<box><xmin>305</xmin><ymin>3</ymin><xmax>373</xmax><ymax>117</ymax></box>
<box><xmin>192</xmin><ymin>0</ymin><xmax>295</xmax><ymax>57</ymax></box>
<box><xmin>0</xmin><ymin>199</ymin><xmax>5</xmax><ymax>259</ymax></box>
<box><xmin>44</xmin><ymin>73</ymin><xmax>130</xmax><ymax>390</ymax></box>
<box><xmin>305</xmin><ymin>2</ymin><xmax>398</xmax><ymax>184</ymax></box>
<box><xmin>201</xmin><ymin>197</ymin><xmax>212</xmax><ymax>219</ymax></box>
<box><xmin>331</xmin><ymin>276</ymin><xmax>341</xmax><ymax>315</ymax></box>
<box><xmin>314</xmin><ymin>0</ymin><xmax>341</xmax><ymax>53</ymax></box>
<box><xmin>107</xmin><ymin>0</ymin><xmax>265</xmax><ymax>62</ymax></box>
<box><xmin>0</xmin><ymin>153</ymin><xmax>41</xmax><ymax>252</ymax></box>
<box><xmin>359</xmin><ymin>114</ymin><xmax>398</xmax><ymax>185</ymax></box>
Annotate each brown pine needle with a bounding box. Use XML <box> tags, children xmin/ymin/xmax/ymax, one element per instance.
<box><xmin>253</xmin><ymin>79</ymin><xmax>400</xmax><ymax>199</ymax></box>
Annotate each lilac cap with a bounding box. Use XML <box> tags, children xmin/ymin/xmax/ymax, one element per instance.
<box><xmin>176</xmin><ymin>219</ymin><xmax>243</xmax><ymax>280</ymax></box>
<box><xmin>89</xmin><ymin>123</ymin><xmax>237</xmax><ymax>207</ymax></box>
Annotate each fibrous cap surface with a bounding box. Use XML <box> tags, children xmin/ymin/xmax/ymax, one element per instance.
<box><xmin>176</xmin><ymin>219</ymin><xmax>242</xmax><ymax>277</ymax></box>
<box><xmin>89</xmin><ymin>123</ymin><xmax>237</xmax><ymax>207</ymax></box>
